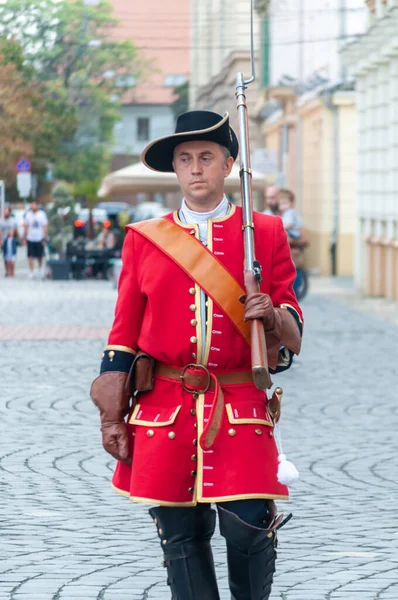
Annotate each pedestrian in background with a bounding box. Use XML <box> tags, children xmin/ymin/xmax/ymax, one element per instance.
<box><xmin>2</xmin><ymin>226</ymin><xmax>18</xmax><ymax>277</ymax></box>
<box><xmin>23</xmin><ymin>200</ymin><xmax>48</xmax><ymax>279</ymax></box>
<box><xmin>0</xmin><ymin>206</ymin><xmax>17</xmax><ymax>276</ymax></box>
<box><xmin>263</xmin><ymin>184</ymin><xmax>280</xmax><ymax>215</ymax></box>
<box><xmin>278</xmin><ymin>188</ymin><xmax>303</xmax><ymax>240</ymax></box>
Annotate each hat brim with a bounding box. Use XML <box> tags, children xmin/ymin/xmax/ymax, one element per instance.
<box><xmin>142</xmin><ymin>112</ymin><xmax>239</xmax><ymax>173</ymax></box>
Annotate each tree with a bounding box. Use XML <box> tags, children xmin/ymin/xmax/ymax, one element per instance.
<box><xmin>0</xmin><ymin>0</ymin><xmax>141</xmax><ymax>189</ymax></box>
<box><xmin>0</xmin><ymin>56</ymin><xmax>42</xmax><ymax>184</ymax></box>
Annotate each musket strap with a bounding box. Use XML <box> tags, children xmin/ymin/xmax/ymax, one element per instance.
<box><xmin>128</xmin><ymin>218</ymin><xmax>251</xmax><ymax>346</ymax></box>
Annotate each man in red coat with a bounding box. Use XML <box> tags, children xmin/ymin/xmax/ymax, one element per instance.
<box><xmin>91</xmin><ymin>111</ymin><xmax>302</xmax><ymax>600</ymax></box>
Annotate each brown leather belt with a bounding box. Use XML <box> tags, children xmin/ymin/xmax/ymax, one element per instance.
<box><xmin>155</xmin><ymin>362</ymin><xmax>253</xmax><ymax>391</ymax></box>
<box><xmin>154</xmin><ymin>362</ymin><xmax>254</xmax><ymax>450</ymax></box>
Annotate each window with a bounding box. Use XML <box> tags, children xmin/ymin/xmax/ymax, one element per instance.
<box><xmin>137</xmin><ymin>117</ymin><xmax>150</xmax><ymax>141</ymax></box>
<box><xmin>163</xmin><ymin>74</ymin><xmax>187</xmax><ymax>88</ymax></box>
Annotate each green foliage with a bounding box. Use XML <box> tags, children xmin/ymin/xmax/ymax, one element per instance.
<box><xmin>0</xmin><ymin>0</ymin><xmax>142</xmax><ymax>193</ymax></box>
<box><xmin>47</xmin><ymin>182</ymin><xmax>76</xmax><ymax>255</ymax></box>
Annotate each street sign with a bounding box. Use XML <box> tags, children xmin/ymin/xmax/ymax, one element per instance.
<box><xmin>17</xmin><ymin>172</ymin><xmax>32</xmax><ymax>198</ymax></box>
<box><xmin>16</xmin><ymin>157</ymin><xmax>31</xmax><ymax>173</ymax></box>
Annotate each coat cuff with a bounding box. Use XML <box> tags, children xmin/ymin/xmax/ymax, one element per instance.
<box><xmin>100</xmin><ymin>345</ymin><xmax>136</xmax><ymax>374</ymax></box>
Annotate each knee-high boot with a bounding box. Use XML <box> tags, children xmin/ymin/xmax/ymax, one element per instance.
<box><xmin>149</xmin><ymin>506</ymin><xmax>220</xmax><ymax>600</ymax></box>
<box><xmin>218</xmin><ymin>505</ymin><xmax>291</xmax><ymax>600</ymax></box>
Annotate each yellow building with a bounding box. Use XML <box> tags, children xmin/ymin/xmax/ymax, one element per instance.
<box><xmin>261</xmin><ymin>85</ymin><xmax>358</xmax><ymax>277</ymax></box>
<box><xmin>342</xmin><ymin>1</ymin><xmax>398</xmax><ymax>300</ymax></box>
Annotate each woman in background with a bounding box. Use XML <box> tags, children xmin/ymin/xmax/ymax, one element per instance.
<box><xmin>2</xmin><ymin>226</ymin><xmax>18</xmax><ymax>277</ymax></box>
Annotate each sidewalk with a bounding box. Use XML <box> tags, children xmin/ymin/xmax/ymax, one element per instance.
<box><xmin>1</xmin><ymin>275</ymin><xmax>397</xmax><ymax>599</ymax></box>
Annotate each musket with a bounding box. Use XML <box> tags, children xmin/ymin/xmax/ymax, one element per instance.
<box><xmin>236</xmin><ymin>0</ymin><xmax>272</xmax><ymax>390</ymax></box>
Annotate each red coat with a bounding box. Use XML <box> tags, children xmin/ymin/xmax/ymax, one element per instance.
<box><xmin>105</xmin><ymin>205</ymin><xmax>302</xmax><ymax>506</ymax></box>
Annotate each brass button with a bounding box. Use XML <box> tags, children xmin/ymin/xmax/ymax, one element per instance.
<box><xmin>191</xmin><ymin>319</ymin><xmax>198</xmax><ymax>326</ymax></box>
<box><xmin>189</xmin><ymin>287</ymin><xmax>196</xmax><ymax>295</ymax></box>
<box><xmin>108</xmin><ymin>350</ymin><xmax>115</xmax><ymax>360</ymax></box>
<box><xmin>192</xmin><ymin>353</ymin><xmax>197</xmax><ymax>360</ymax></box>
<box><xmin>159</xmin><ymin>528</ymin><xmax>163</xmax><ymax>535</ymax></box>
<box><xmin>191</xmin><ymin>454</ymin><xmax>197</xmax><ymax>461</ymax></box>
<box><xmin>192</xmin><ymin>393</ymin><xmax>199</xmax><ymax>400</ymax></box>
<box><xmin>190</xmin><ymin>336</ymin><xmax>197</xmax><ymax>344</ymax></box>
<box><xmin>101</xmin><ymin>352</ymin><xmax>105</xmax><ymax>359</ymax></box>
<box><xmin>190</xmin><ymin>408</ymin><xmax>196</xmax><ymax>416</ymax></box>
<box><xmin>193</xmin><ymin>422</ymin><xmax>197</xmax><ymax>429</ymax></box>
<box><xmin>190</xmin><ymin>304</ymin><xmax>197</xmax><ymax>312</ymax></box>
<box><xmin>193</xmin><ymin>439</ymin><xmax>198</xmax><ymax>446</ymax></box>
<box><xmin>228</xmin><ymin>428</ymin><xmax>236</xmax><ymax>437</ymax></box>
<box><xmin>168</xmin><ymin>432</ymin><xmax>176</xmax><ymax>440</ymax></box>
<box><xmin>255</xmin><ymin>429</ymin><xmax>262</xmax><ymax>435</ymax></box>
<box><xmin>162</xmin><ymin>539</ymin><xmax>167</xmax><ymax>545</ymax></box>
<box><xmin>147</xmin><ymin>430</ymin><xmax>155</xmax><ymax>438</ymax></box>
<box><xmin>270</xmin><ymin>431</ymin><xmax>274</xmax><ymax>437</ymax></box>
<box><xmin>267</xmin><ymin>532</ymin><xmax>273</xmax><ymax>539</ymax></box>
<box><xmin>190</xmin><ymin>470</ymin><xmax>197</xmax><ymax>477</ymax></box>
<box><xmin>188</xmin><ymin>487</ymin><xmax>194</xmax><ymax>493</ymax></box>
<box><xmin>154</xmin><ymin>518</ymin><xmax>158</xmax><ymax>525</ymax></box>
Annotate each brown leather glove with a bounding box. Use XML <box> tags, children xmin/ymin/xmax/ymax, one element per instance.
<box><xmin>240</xmin><ymin>293</ymin><xmax>301</xmax><ymax>369</ymax></box>
<box><xmin>240</xmin><ymin>292</ymin><xmax>278</xmax><ymax>331</ymax></box>
<box><xmin>90</xmin><ymin>371</ymin><xmax>131</xmax><ymax>463</ymax></box>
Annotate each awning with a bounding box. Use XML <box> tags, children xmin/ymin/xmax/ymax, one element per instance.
<box><xmin>98</xmin><ymin>161</ymin><xmax>266</xmax><ymax>197</ymax></box>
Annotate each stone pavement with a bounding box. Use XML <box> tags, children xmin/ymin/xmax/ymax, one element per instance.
<box><xmin>0</xmin><ymin>272</ymin><xmax>398</xmax><ymax>600</ymax></box>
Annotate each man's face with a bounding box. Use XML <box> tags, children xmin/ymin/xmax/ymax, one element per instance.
<box><xmin>31</xmin><ymin>201</ymin><xmax>39</xmax><ymax>212</ymax></box>
<box><xmin>173</xmin><ymin>140</ymin><xmax>233</xmax><ymax>205</ymax></box>
<box><xmin>265</xmin><ymin>186</ymin><xmax>279</xmax><ymax>212</ymax></box>
<box><xmin>4</xmin><ymin>207</ymin><xmax>10</xmax><ymax>218</ymax></box>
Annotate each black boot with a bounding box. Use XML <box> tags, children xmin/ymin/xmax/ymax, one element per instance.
<box><xmin>218</xmin><ymin>505</ymin><xmax>292</xmax><ymax>600</ymax></box>
<box><xmin>149</xmin><ymin>506</ymin><xmax>220</xmax><ymax>600</ymax></box>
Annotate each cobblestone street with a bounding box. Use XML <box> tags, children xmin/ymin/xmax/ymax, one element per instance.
<box><xmin>1</xmin><ymin>272</ymin><xmax>398</xmax><ymax>600</ymax></box>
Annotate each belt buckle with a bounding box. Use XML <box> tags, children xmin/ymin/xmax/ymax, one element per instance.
<box><xmin>180</xmin><ymin>363</ymin><xmax>211</xmax><ymax>394</ymax></box>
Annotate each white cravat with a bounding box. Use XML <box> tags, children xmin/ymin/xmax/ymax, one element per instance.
<box><xmin>179</xmin><ymin>195</ymin><xmax>230</xmax><ymax>244</ymax></box>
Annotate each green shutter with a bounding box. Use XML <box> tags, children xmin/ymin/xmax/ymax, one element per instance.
<box><xmin>261</xmin><ymin>14</ymin><xmax>270</xmax><ymax>88</ymax></box>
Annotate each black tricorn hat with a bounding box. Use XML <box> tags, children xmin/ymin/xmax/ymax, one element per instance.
<box><xmin>142</xmin><ymin>110</ymin><xmax>239</xmax><ymax>173</ymax></box>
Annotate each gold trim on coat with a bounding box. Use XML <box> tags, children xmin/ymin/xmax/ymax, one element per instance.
<box><xmin>203</xmin><ymin>223</ymin><xmax>214</xmax><ymax>366</ymax></box>
<box><xmin>196</xmin><ymin>394</ymin><xmax>205</xmax><ymax>502</ymax></box>
<box><xmin>196</xmin><ymin>493</ymin><xmax>289</xmax><ymax>502</ymax></box>
<box><xmin>279</xmin><ymin>303</ymin><xmax>303</xmax><ymax>324</ymax></box>
<box><xmin>112</xmin><ymin>482</ymin><xmax>289</xmax><ymax>505</ymax></box>
<box><xmin>225</xmin><ymin>403</ymin><xmax>273</xmax><ymax>427</ymax></box>
<box><xmin>104</xmin><ymin>345</ymin><xmax>136</xmax><ymax>354</ymax></box>
<box><xmin>128</xmin><ymin>404</ymin><xmax>181</xmax><ymax>426</ymax></box>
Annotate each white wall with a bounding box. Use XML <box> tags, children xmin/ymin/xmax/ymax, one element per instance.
<box><xmin>268</xmin><ymin>0</ymin><xmax>367</xmax><ymax>85</ymax></box>
<box><xmin>112</xmin><ymin>104</ymin><xmax>175</xmax><ymax>156</ymax></box>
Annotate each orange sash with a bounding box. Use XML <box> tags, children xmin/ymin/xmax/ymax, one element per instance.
<box><xmin>129</xmin><ymin>218</ymin><xmax>251</xmax><ymax>346</ymax></box>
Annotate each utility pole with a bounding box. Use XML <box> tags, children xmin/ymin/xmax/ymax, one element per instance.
<box><xmin>299</xmin><ymin>0</ymin><xmax>304</xmax><ymax>82</ymax></box>
<box><xmin>340</xmin><ymin>0</ymin><xmax>347</xmax><ymax>81</ymax></box>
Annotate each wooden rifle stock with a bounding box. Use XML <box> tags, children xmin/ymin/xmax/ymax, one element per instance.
<box><xmin>236</xmin><ymin>64</ymin><xmax>272</xmax><ymax>390</ymax></box>
<box><xmin>244</xmin><ymin>270</ymin><xmax>272</xmax><ymax>390</ymax></box>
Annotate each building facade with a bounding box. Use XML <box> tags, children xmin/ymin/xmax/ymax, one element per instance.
<box><xmin>190</xmin><ymin>0</ymin><xmax>263</xmax><ymax>149</ymax></box>
<box><xmin>110</xmin><ymin>0</ymin><xmax>190</xmax><ymax>170</ymax></box>
<box><xmin>256</xmin><ymin>0</ymin><xmax>367</xmax><ymax>276</ymax></box>
<box><xmin>342</xmin><ymin>0</ymin><xmax>398</xmax><ymax>299</ymax></box>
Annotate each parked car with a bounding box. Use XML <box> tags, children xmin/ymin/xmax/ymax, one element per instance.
<box><xmin>96</xmin><ymin>201</ymin><xmax>135</xmax><ymax>219</ymax></box>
